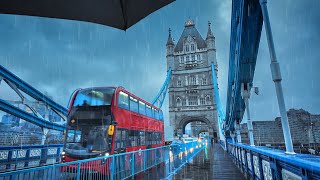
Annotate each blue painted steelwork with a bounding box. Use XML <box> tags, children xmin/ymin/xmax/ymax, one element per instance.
<box><xmin>0</xmin><ymin>65</ymin><xmax>68</xmax><ymax>116</ymax></box>
<box><xmin>152</xmin><ymin>68</ymin><xmax>172</xmax><ymax>108</ymax></box>
<box><xmin>0</xmin><ymin>141</ymin><xmax>204</xmax><ymax>179</ymax></box>
<box><xmin>0</xmin><ymin>99</ymin><xmax>66</xmax><ymax>131</ymax></box>
<box><xmin>227</xmin><ymin>140</ymin><xmax>320</xmax><ymax>179</ymax></box>
<box><xmin>0</xmin><ymin>144</ymin><xmax>63</xmax><ymax>172</ymax></box>
<box><xmin>225</xmin><ymin>0</ymin><xmax>263</xmax><ymax>132</ymax></box>
<box><xmin>211</xmin><ymin>64</ymin><xmax>226</xmax><ymax>145</ymax></box>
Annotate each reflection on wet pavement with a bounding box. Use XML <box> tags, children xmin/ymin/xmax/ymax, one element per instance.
<box><xmin>137</xmin><ymin>142</ymin><xmax>246</xmax><ymax>180</ymax></box>
<box><xmin>171</xmin><ymin>143</ymin><xmax>246</xmax><ymax>180</ymax></box>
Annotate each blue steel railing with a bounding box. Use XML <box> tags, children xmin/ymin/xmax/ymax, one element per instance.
<box><xmin>211</xmin><ymin>64</ymin><xmax>226</xmax><ymax>147</ymax></box>
<box><xmin>0</xmin><ymin>65</ymin><xmax>67</xmax><ymax>131</ymax></box>
<box><xmin>0</xmin><ymin>141</ymin><xmax>205</xmax><ymax>179</ymax></box>
<box><xmin>227</xmin><ymin>140</ymin><xmax>320</xmax><ymax>180</ymax></box>
<box><xmin>152</xmin><ymin>68</ymin><xmax>171</xmax><ymax>108</ymax></box>
<box><xmin>0</xmin><ymin>65</ymin><xmax>68</xmax><ymax>116</ymax></box>
<box><xmin>0</xmin><ymin>144</ymin><xmax>63</xmax><ymax>172</ymax></box>
<box><xmin>0</xmin><ymin>99</ymin><xmax>66</xmax><ymax>131</ymax></box>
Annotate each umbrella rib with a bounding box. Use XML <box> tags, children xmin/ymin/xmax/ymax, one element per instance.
<box><xmin>119</xmin><ymin>0</ymin><xmax>127</xmax><ymax>30</ymax></box>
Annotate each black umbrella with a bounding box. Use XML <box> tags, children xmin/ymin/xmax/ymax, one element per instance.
<box><xmin>0</xmin><ymin>0</ymin><xmax>175</xmax><ymax>30</ymax></box>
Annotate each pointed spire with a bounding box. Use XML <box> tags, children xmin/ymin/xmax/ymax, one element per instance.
<box><xmin>206</xmin><ymin>21</ymin><xmax>214</xmax><ymax>39</ymax></box>
<box><xmin>166</xmin><ymin>28</ymin><xmax>174</xmax><ymax>46</ymax></box>
<box><xmin>185</xmin><ymin>18</ymin><xmax>195</xmax><ymax>27</ymax></box>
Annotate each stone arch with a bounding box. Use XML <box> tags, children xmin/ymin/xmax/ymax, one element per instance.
<box><xmin>175</xmin><ymin>115</ymin><xmax>215</xmax><ymax>138</ymax></box>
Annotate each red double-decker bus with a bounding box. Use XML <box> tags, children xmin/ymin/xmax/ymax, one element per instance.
<box><xmin>61</xmin><ymin>87</ymin><xmax>164</xmax><ymax>174</ymax></box>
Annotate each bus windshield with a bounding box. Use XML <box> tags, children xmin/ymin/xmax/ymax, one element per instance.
<box><xmin>65</xmin><ymin>125</ymin><xmax>110</xmax><ymax>156</ymax></box>
<box><xmin>73</xmin><ymin>87</ymin><xmax>115</xmax><ymax>107</ymax></box>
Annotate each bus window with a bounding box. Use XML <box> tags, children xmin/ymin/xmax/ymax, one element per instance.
<box><xmin>118</xmin><ymin>91</ymin><xmax>129</xmax><ymax>110</ymax></box>
<box><xmin>121</xmin><ymin>130</ymin><xmax>127</xmax><ymax>148</ymax></box>
<box><xmin>115</xmin><ymin>129</ymin><xmax>121</xmax><ymax>149</ymax></box>
<box><xmin>73</xmin><ymin>88</ymin><xmax>114</xmax><ymax>107</ymax></box>
<box><xmin>151</xmin><ymin>108</ymin><xmax>156</xmax><ymax>119</ymax></box>
<box><xmin>129</xmin><ymin>96</ymin><xmax>139</xmax><ymax>113</ymax></box>
<box><xmin>152</xmin><ymin>132</ymin><xmax>156</xmax><ymax>144</ymax></box>
<box><xmin>129</xmin><ymin>130</ymin><xmax>138</xmax><ymax>147</ymax></box>
<box><xmin>140</xmin><ymin>131</ymin><xmax>145</xmax><ymax>145</ymax></box>
<box><xmin>146</xmin><ymin>105</ymin><xmax>152</xmax><ymax>118</ymax></box>
<box><xmin>159</xmin><ymin>111</ymin><xmax>164</xmax><ymax>121</ymax></box>
<box><xmin>139</xmin><ymin>101</ymin><xmax>146</xmax><ymax>115</ymax></box>
<box><xmin>155</xmin><ymin>110</ymin><xmax>159</xmax><ymax>120</ymax></box>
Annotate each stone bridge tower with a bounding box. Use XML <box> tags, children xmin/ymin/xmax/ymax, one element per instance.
<box><xmin>166</xmin><ymin>20</ymin><xmax>219</xmax><ymax>139</ymax></box>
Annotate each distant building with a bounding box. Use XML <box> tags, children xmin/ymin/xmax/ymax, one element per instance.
<box><xmin>241</xmin><ymin>109</ymin><xmax>320</xmax><ymax>146</ymax></box>
<box><xmin>190</xmin><ymin>121</ymin><xmax>209</xmax><ymax>137</ymax></box>
<box><xmin>1</xmin><ymin>114</ymin><xmax>19</xmax><ymax>126</ymax></box>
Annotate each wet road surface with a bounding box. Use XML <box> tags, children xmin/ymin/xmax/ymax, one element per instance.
<box><xmin>170</xmin><ymin>143</ymin><xmax>246</xmax><ymax>180</ymax></box>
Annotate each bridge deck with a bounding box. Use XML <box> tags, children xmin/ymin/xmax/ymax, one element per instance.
<box><xmin>172</xmin><ymin>143</ymin><xmax>245</xmax><ymax>180</ymax></box>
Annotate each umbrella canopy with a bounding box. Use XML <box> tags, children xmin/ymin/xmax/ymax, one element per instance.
<box><xmin>0</xmin><ymin>0</ymin><xmax>175</xmax><ymax>30</ymax></box>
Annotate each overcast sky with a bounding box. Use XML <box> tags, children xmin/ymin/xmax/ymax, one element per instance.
<box><xmin>0</xmin><ymin>0</ymin><xmax>319</xmax><ymax>131</ymax></box>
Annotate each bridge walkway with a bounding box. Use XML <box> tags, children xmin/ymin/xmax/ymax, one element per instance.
<box><xmin>172</xmin><ymin>143</ymin><xmax>245</xmax><ymax>180</ymax></box>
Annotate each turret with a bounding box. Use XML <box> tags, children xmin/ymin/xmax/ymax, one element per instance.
<box><xmin>206</xmin><ymin>21</ymin><xmax>215</xmax><ymax>50</ymax></box>
<box><xmin>166</xmin><ymin>28</ymin><xmax>175</xmax><ymax>56</ymax></box>
<box><xmin>166</xmin><ymin>28</ymin><xmax>175</xmax><ymax>70</ymax></box>
<box><xmin>206</xmin><ymin>21</ymin><xmax>218</xmax><ymax>73</ymax></box>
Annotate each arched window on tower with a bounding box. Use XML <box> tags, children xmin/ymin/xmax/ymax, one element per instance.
<box><xmin>176</xmin><ymin>97</ymin><xmax>181</xmax><ymax>106</ymax></box>
<box><xmin>191</xmin><ymin>44</ymin><xmax>195</xmax><ymax>51</ymax></box>
<box><xmin>205</xmin><ymin>95</ymin><xmax>211</xmax><ymax>105</ymax></box>
<box><xmin>185</xmin><ymin>45</ymin><xmax>189</xmax><ymax>52</ymax></box>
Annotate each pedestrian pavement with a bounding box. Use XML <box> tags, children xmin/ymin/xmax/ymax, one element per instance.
<box><xmin>171</xmin><ymin>142</ymin><xmax>246</xmax><ymax>180</ymax></box>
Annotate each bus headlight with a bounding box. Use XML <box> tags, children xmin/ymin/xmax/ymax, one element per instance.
<box><xmin>61</xmin><ymin>151</ymin><xmax>66</xmax><ymax>155</ymax></box>
<box><xmin>104</xmin><ymin>152</ymin><xmax>109</xmax><ymax>157</ymax></box>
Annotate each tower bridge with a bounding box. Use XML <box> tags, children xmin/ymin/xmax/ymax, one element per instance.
<box><xmin>166</xmin><ymin>20</ymin><xmax>218</xmax><ymax>140</ymax></box>
<box><xmin>0</xmin><ymin>0</ymin><xmax>319</xmax><ymax>179</ymax></box>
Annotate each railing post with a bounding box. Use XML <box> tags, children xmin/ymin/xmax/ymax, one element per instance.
<box><xmin>143</xmin><ymin>150</ymin><xmax>146</xmax><ymax>172</ymax></box>
<box><xmin>110</xmin><ymin>156</ymin><xmax>115</xmax><ymax>180</ymax></box>
<box><xmin>76</xmin><ymin>162</ymin><xmax>81</xmax><ymax>180</ymax></box>
<box><xmin>259</xmin><ymin>0</ymin><xmax>295</xmax><ymax>154</ymax></box>
<box><xmin>131</xmin><ymin>152</ymin><xmax>135</xmax><ymax>178</ymax></box>
<box><xmin>154</xmin><ymin>149</ymin><xmax>157</xmax><ymax>165</ymax></box>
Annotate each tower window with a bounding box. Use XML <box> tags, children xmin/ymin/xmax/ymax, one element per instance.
<box><xmin>188</xmin><ymin>96</ymin><xmax>198</xmax><ymax>106</ymax></box>
<box><xmin>176</xmin><ymin>97</ymin><xmax>181</xmax><ymax>106</ymax></box>
<box><xmin>205</xmin><ymin>96</ymin><xmax>211</xmax><ymax>105</ymax></box>
<box><xmin>186</xmin><ymin>56</ymin><xmax>190</xmax><ymax>63</ymax></box>
<box><xmin>191</xmin><ymin>55</ymin><xmax>195</xmax><ymax>61</ymax></box>
<box><xmin>190</xmin><ymin>76</ymin><xmax>196</xmax><ymax>85</ymax></box>
<box><xmin>177</xmin><ymin>80</ymin><xmax>182</xmax><ymax>87</ymax></box>
<box><xmin>182</xmin><ymin>99</ymin><xmax>186</xmax><ymax>106</ymax></box>
<box><xmin>200</xmin><ymin>98</ymin><xmax>205</xmax><ymax>105</ymax></box>
<box><xmin>185</xmin><ymin>45</ymin><xmax>189</xmax><ymax>52</ymax></box>
<box><xmin>191</xmin><ymin>44</ymin><xmax>195</xmax><ymax>51</ymax></box>
<box><xmin>197</xmin><ymin>54</ymin><xmax>201</xmax><ymax>60</ymax></box>
<box><xmin>180</xmin><ymin>56</ymin><xmax>184</xmax><ymax>64</ymax></box>
<box><xmin>202</xmin><ymin>78</ymin><xmax>207</xmax><ymax>85</ymax></box>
